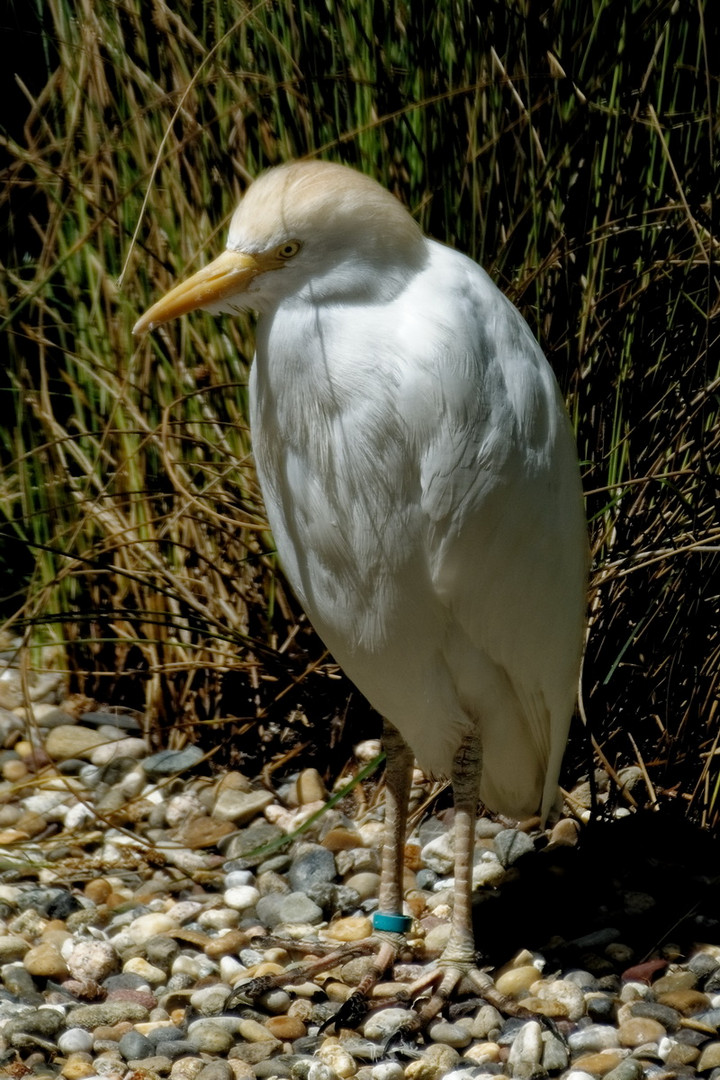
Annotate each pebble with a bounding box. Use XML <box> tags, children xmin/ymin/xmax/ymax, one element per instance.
<box><xmin>0</xmin><ymin>678</ymin><xmax>719</xmax><ymax>1080</ymax></box>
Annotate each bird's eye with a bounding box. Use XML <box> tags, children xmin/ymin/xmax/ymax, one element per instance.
<box><xmin>277</xmin><ymin>240</ymin><xmax>302</xmax><ymax>260</ymax></box>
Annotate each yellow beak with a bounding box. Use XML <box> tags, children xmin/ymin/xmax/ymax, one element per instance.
<box><xmin>133</xmin><ymin>249</ymin><xmax>261</xmax><ymax>335</ymax></box>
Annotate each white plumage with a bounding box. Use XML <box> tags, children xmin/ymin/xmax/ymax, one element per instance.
<box><xmin>135</xmin><ymin>159</ymin><xmax>587</xmax><ymax>1021</ymax></box>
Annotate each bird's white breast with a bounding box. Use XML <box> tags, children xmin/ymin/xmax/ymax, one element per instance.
<box><xmin>249</xmin><ymin>238</ymin><xmax>586</xmax><ymax>811</ymax></box>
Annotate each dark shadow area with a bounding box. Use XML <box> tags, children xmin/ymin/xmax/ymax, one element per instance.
<box><xmin>473</xmin><ymin>810</ymin><xmax>720</xmax><ymax>970</ymax></box>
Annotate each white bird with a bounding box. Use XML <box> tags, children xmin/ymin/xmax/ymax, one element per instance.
<box><xmin>134</xmin><ymin>159</ymin><xmax>587</xmax><ymax>1026</ymax></box>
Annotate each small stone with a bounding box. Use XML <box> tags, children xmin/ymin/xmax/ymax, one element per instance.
<box><xmin>326</xmin><ymin>915</ymin><xmax>373</xmax><ymax>942</ymax></box>
<box><xmin>507</xmin><ymin>1020</ymin><xmax>545</xmax><ymax>1077</ymax></box>
<box><xmin>370</xmin><ymin>1065</ymin><xmax>405</xmax><ymax>1080</ymax></box>
<box><xmin>571</xmin><ymin>1052</ymin><xmax>626</xmax><ymax>1075</ymax></box>
<box><xmin>186</xmin><ymin>1020</ymin><xmax>236</xmax><ymax>1054</ymax></box>
<box><xmin>343</xmin><ymin>872</ymin><xmax>380</xmax><ymax>902</ymax></box>
<box><xmin>224</xmin><ymin>885</ymin><xmax>260</xmax><ymax>911</ymax></box>
<box><xmin>288</xmin><ymin>844</ymin><xmax>337</xmax><ymax>891</ymax></box>
<box><xmin>45</xmin><ymin>724</ymin><xmax>113</xmax><ymax>760</ymax></box>
<box><xmin>264</xmin><ymin>1014</ymin><xmax>307</xmax><ymax>1040</ymax></box>
<box><xmin>697</xmin><ymin>1041</ymin><xmax>720</xmax><ymax>1071</ymax></box>
<box><xmin>128</xmin><ymin>912</ymin><xmax>178</xmax><ymax>943</ymax></box>
<box><xmin>0</xmin><ymin>934</ymin><xmax>31</xmax><ymax>962</ymax></box>
<box><xmin>213</xmin><ymin>788</ymin><xmax>274</xmax><ymax>824</ymax></box>
<box><xmin>119</xmin><ymin>1029</ymin><xmax>155</xmax><ymax>1060</ymax></box>
<box><xmin>68</xmin><ymin>1001</ymin><xmax>151</xmax><ymax>1028</ymax></box>
<box><xmin>123</xmin><ymin>956</ymin><xmax>168</xmax><ymax>985</ymax></box>
<box><xmin>569</xmin><ymin>1025</ymin><xmax>621</xmax><ymax>1053</ymax></box>
<box><xmin>427</xmin><ymin>1019</ymin><xmax>472</xmax><ymax>1048</ymax></box>
<box><xmin>601</xmin><ymin>1060</ymin><xmax>644</xmax><ymax>1080</ymax></box>
<box><xmin>618</xmin><ymin>1017</ymin><xmax>666</xmax><ymax>1046</ymax></box>
<box><xmin>494</xmin><ymin>964</ymin><xmax>540</xmax><ymax>997</ymax></box>
<box><xmin>542</xmin><ymin>1030</ymin><xmax>569</xmax><ymax>1071</ymax></box>
<box><xmin>58</xmin><ymin>1028</ymin><xmax>95</xmax><ymax>1055</ymax></box>
<box><xmin>661</xmin><ymin>1038</ymin><xmax>700</xmax><ymax>1066</ymax></box>
<box><xmin>656</xmin><ymin>988</ymin><xmax>710</xmax><ymax>1015</ymax></box>
<box><xmin>494</xmin><ymin>828</ymin><xmax>535</xmax><ymax>866</ymax></box>
<box><xmin>142</xmin><ymin>746</ymin><xmax>204</xmax><ymax>777</ymax></box>
<box><xmin>232</xmin><ymin>1017</ymin><xmax>280</xmax><ymax>1045</ymax></box>
<box><xmin>197</xmin><ymin>1063</ymin><xmax>234</xmax><ymax>1080</ymax></box>
<box><xmin>204</xmin><ymin>929</ymin><xmax>248</xmax><ymax>958</ymax></box>
<box><xmin>652</xmin><ymin>970</ymin><xmax>698</xmax><ymax>993</ymax></box>
<box><xmin>363</xmin><ymin>1007</ymin><xmax>414</xmax><ymax>1041</ymax></box>
<box><xmin>23</xmin><ymin>941</ymin><xmax>69</xmax><ymax>978</ymax></box>
<box><xmin>61</xmin><ymin>1054</ymin><xmax>97</xmax><ymax>1079</ymax></box>
<box><xmin>179</xmin><ymin>815</ymin><xmax>236</xmax><ymax>849</ymax></box>
<box><xmin>91</xmin><ymin>738</ymin><xmax>147</xmax><ymax>765</ymax></box>
<box><xmin>403</xmin><ymin>1043</ymin><xmax>461</xmax><ymax>1079</ymax></box>
<box><xmin>317</xmin><ymin>1039</ymin><xmax>358</xmax><ymax>1076</ymax></box>
<box><xmin>190</xmin><ymin>983</ymin><xmax>231</xmax><ymax>1015</ymax></box>
<box><xmin>67</xmin><ymin>940</ymin><xmax>119</xmax><ymax>982</ymax></box>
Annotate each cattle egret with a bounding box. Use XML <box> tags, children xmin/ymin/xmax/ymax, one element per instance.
<box><xmin>134</xmin><ymin>160</ymin><xmax>588</xmax><ymax>1026</ymax></box>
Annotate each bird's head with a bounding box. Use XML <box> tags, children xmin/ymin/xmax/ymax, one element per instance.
<box><xmin>133</xmin><ymin>160</ymin><xmax>426</xmax><ymax>335</ymax></box>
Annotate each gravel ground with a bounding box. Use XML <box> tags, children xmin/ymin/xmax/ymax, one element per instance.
<box><xmin>1</xmin><ymin>653</ymin><xmax>720</xmax><ymax>1080</ymax></box>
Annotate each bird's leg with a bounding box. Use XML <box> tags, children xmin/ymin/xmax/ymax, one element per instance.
<box><xmin>402</xmin><ymin>730</ymin><xmax>515</xmax><ymax>1028</ymax></box>
<box><xmin>319</xmin><ymin>718</ymin><xmax>415</xmax><ymax>1029</ymax></box>
<box><xmin>229</xmin><ymin>719</ymin><xmax>414</xmax><ymax>1017</ymax></box>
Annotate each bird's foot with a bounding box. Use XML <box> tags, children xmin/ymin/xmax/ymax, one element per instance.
<box><xmin>225</xmin><ymin>939</ymin><xmax>377</xmax><ymax>1009</ymax></box>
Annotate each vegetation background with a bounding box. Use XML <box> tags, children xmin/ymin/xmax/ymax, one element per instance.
<box><xmin>1</xmin><ymin>0</ymin><xmax>717</xmax><ymax>825</ymax></box>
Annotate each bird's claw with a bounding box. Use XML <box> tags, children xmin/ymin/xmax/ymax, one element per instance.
<box><xmin>317</xmin><ymin>990</ymin><xmax>370</xmax><ymax>1034</ymax></box>
<box><xmin>226</xmin><ymin>975</ymin><xmax>277</xmax><ymax>1008</ymax></box>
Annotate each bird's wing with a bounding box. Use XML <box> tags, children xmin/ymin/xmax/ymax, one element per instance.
<box><xmin>408</xmin><ymin>247</ymin><xmax>587</xmax><ymax>815</ymax></box>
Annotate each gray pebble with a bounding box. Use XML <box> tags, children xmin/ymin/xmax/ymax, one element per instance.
<box><xmin>197</xmin><ymin>1062</ymin><xmax>234</xmax><ymax>1080</ymax></box>
<box><xmin>143</xmin><ymin>746</ymin><xmax>204</xmax><ymax>777</ymax></box>
<box><xmin>186</xmin><ymin>1019</ymin><xmax>235</xmax><ymax>1053</ymax></box>
<box><xmin>603</xmin><ymin>1059</ymin><xmax>645</xmax><ymax>1080</ymax></box>
<box><xmin>493</xmin><ymin>828</ymin><xmax>535</xmax><ymax>867</ymax></box>
<box><xmin>288</xmin><ymin>844</ymin><xmax>337</xmax><ymax>891</ymax></box>
<box><xmin>2</xmin><ymin>964</ymin><xmax>43</xmax><ymax>1003</ymax></box>
<box><xmin>67</xmin><ymin>1000</ymin><xmax>150</xmax><ymax>1027</ymax></box>
<box><xmin>119</xmin><ymin>1029</ymin><xmax>155</xmax><ymax>1060</ymax></box>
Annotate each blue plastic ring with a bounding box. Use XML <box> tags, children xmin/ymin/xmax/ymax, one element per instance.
<box><xmin>373</xmin><ymin>912</ymin><xmax>412</xmax><ymax>933</ymax></box>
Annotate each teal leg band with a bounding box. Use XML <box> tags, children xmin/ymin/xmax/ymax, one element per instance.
<box><xmin>372</xmin><ymin>912</ymin><xmax>412</xmax><ymax>933</ymax></box>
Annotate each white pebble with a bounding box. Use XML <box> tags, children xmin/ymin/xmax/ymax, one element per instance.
<box><xmin>219</xmin><ymin>955</ymin><xmax>246</xmax><ymax>983</ymax></box>
<box><xmin>57</xmin><ymin>1027</ymin><xmax>94</xmax><ymax>1054</ymax></box>
<box><xmin>224</xmin><ymin>869</ymin><xmax>255</xmax><ymax>888</ymax></box>
<box><xmin>224</xmin><ymin>885</ymin><xmax>260</xmax><ymax>911</ymax></box>
<box><xmin>371</xmin><ymin>1064</ymin><xmax>404</xmax><ymax>1080</ymax></box>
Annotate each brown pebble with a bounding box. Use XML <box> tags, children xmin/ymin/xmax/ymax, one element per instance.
<box><xmin>404</xmin><ymin>840</ymin><xmax>424</xmax><ymax>870</ymax></box>
<box><xmin>652</xmin><ymin>970</ymin><xmax>698</xmax><ymax>993</ymax></box>
<box><xmin>0</xmin><ymin>828</ymin><xmax>31</xmax><ymax>844</ymax></box>
<box><xmin>61</xmin><ymin>1055</ymin><xmax>96</xmax><ymax>1080</ymax></box>
<box><xmin>572</xmin><ymin>1051</ymin><xmax>626</xmax><ymax>1075</ymax></box>
<box><xmin>325</xmin><ymin>915</ymin><xmax>372</xmax><ymax>942</ymax></box>
<box><xmin>665</xmin><ymin>1042</ymin><xmax>700</xmax><ymax>1066</ymax></box>
<box><xmin>204</xmin><ymin>929</ymin><xmax>248</xmax><ymax>959</ymax></box>
<box><xmin>548</xmin><ymin>817</ymin><xmax>581</xmax><ymax>847</ymax></box>
<box><xmin>14</xmin><ymin>810</ymin><xmax>49</xmax><ymax>837</ymax></box>
<box><xmin>177</xmin><ymin>815</ymin><xmax>235</xmax><ymax>849</ymax></box>
<box><xmin>697</xmin><ymin>1042</ymin><xmax>720</xmax><ymax>1071</ymax></box>
<box><xmin>264</xmin><ymin>1015</ymin><xmax>307</xmax><ymax>1040</ymax></box>
<box><xmin>2</xmin><ymin>759</ymin><xmax>27</xmax><ymax>782</ymax></box>
<box><xmin>93</xmin><ymin>1021</ymin><xmax>134</xmax><ymax>1041</ymax></box>
<box><xmin>84</xmin><ymin>878</ymin><xmax>113</xmax><ymax>904</ymax></box>
<box><xmin>618</xmin><ymin>1017</ymin><xmax>667</xmax><ymax>1046</ymax></box>
<box><xmin>295</xmin><ymin>767</ymin><xmax>327</xmax><ymax>804</ymax></box>
<box><xmin>321</xmin><ymin>827</ymin><xmax>362</xmax><ymax>851</ymax></box>
<box><xmin>23</xmin><ymin>942</ymin><xmax>69</xmax><ymax>978</ymax></box>
<box><xmin>169</xmin><ymin>927</ymin><xmax>213</xmax><ymax>948</ymax></box>
<box><xmin>656</xmin><ymin>989</ymin><xmax>710</xmax><ymax>1015</ymax></box>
